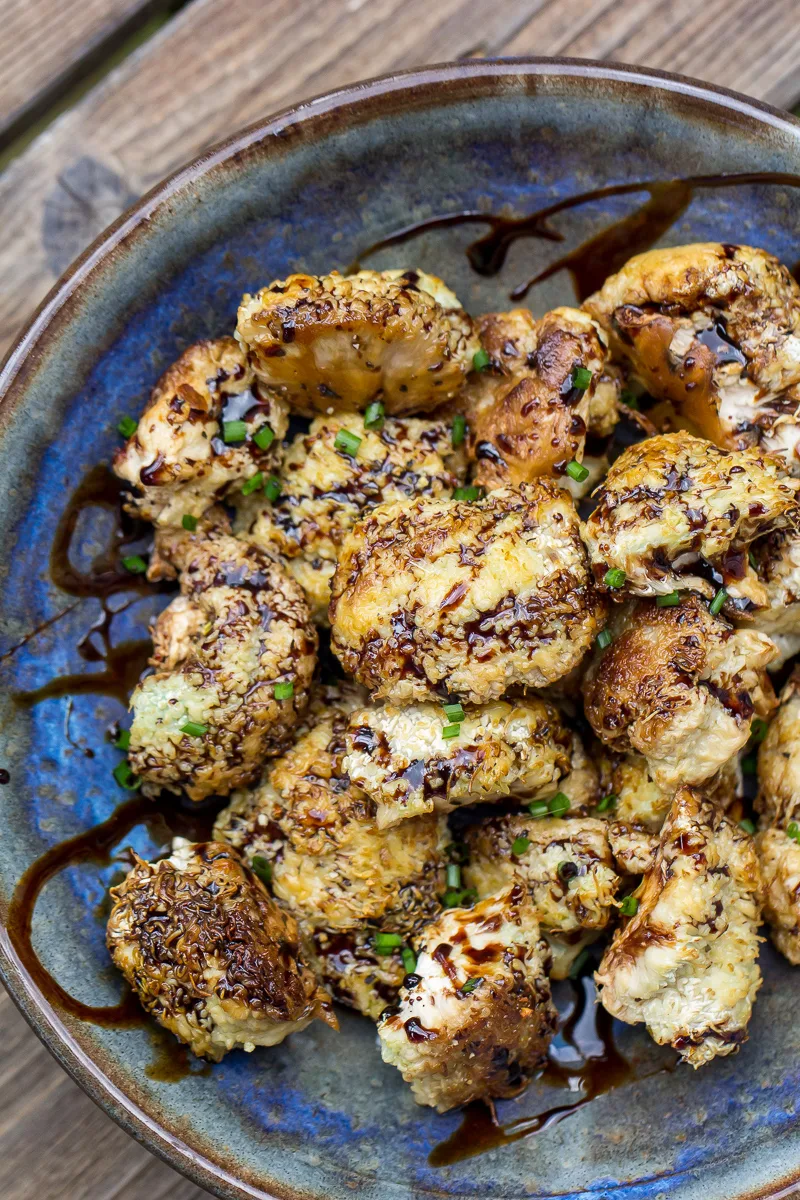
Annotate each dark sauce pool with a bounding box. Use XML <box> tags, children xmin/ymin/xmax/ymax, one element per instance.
<box><xmin>5</xmin><ymin>164</ymin><xmax>790</xmax><ymax>1131</ymax></box>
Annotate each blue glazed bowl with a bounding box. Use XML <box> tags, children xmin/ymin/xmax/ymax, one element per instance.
<box><xmin>3</xmin><ymin>58</ymin><xmax>800</xmax><ymax>1200</ymax></box>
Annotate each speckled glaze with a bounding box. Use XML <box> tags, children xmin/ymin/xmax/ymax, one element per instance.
<box><xmin>3</xmin><ymin>59</ymin><xmax>800</xmax><ymax>1200</ymax></box>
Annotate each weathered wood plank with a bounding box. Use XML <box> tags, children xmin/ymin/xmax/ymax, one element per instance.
<box><xmin>0</xmin><ymin>989</ymin><xmax>209</xmax><ymax>1199</ymax></box>
<box><xmin>507</xmin><ymin>0</ymin><xmax>800</xmax><ymax>108</ymax></box>
<box><xmin>0</xmin><ymin>0</ymin><xmax>156</xmax><ymax>143</ymax></box>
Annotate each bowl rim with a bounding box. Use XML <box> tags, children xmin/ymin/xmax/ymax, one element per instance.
<box><xmin>2</xmin><ymin>54</ymin><xmax>800</xmax><ymax>1200</ymax></box>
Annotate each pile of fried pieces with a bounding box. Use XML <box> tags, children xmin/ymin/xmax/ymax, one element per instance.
<box><xmin>105</xmin><ymin>245</ymin><xmax>800</xmax><ymax>1113</ymax></box>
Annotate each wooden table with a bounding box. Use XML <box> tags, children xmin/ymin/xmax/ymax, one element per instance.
<box><xmin>2</xmin><ymin>1</ymin><xmax>800</xmax><ymax>1195</ymax></box>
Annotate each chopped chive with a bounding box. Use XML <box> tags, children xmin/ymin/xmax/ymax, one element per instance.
<box><xmin>596</xmin><ymin>793</ymin><xmax>618</xmax><ymax>813</ymax></box>
<box><xmin>568</xmin><ymin>947</ymin><xmax>591</xmax><ymax>979</ymax></box>
<box><xmin>511</xmin><ymin>836</ymin><xmax>530</xmax><ymax>857</ymax></box>
<box><xmin>443</xmin><ymin>702</ymin><xmax>466</xmax><ymax>723</ymax></box>
<box><xmin>264</xmin><ymin>475</ymin><xmax>281</xmax><ymax>503</ymax></box>
<box><xmin>241</xmin><ymin>471</ymin><xmax>264</xmax><ymax>496</ymax></box>
<box><xmin>549</xmin><ymin>792</ymin><xmax>570</xmax><ymax>817</ymax></box>
<box><xmin>443</xmin><ymin>887</ymin><xmax>477</xmax><ymax>909</ymax></box>
<box><xmin>374</xmin><ymin>931</ymin><xmax>403</xmax><ymax>955</ymax></box>
<box><xmin>181</xmin><ymin>514</ymin><xmax>198</xmax><ymax>531</ymax></box>
<box><xmin>402</xmin><ymin>946</ymin><xmax>417</xmax><ymax>975</ymax></box>
<box><xmin>709</xmin><ymin>587</ymin><xmax>727</xmax><ymax>616</ymax></box>
<box><xmin>528</xmin><ymin>800</ymin><xmax>549</xmax><ymax>819</ymax></box>
<box><xmin>604</xmin><ymin>568</ymin><xmax>626</xmax><ymax>589</ymax></box>
<box><xmin>451</xmin><ymin>413</ymin><xmax>467</xmax><ymax>447</ymax></box>
<box><xmin>251</xmin><ymin>855</ymin><xmax>273</xmax><ymax>886</ymax></box>
<box><xmin>453</xmin><ymin>485</ymin><xmax>483</xmax><ymax>502</ymax></box>
<box><xmin>741</xmin><ymin>755</ymin><xmax>757</xmax><ymax>776</ymax></box>
<box><xmin>223</xmin><ymin>419</ymin><xmax>248</xmax><ymax>444</ymax></box>
<box><xmin>572</xmin><ymin>366</ymin><xmax>592</xmax><ymax>391</ymax></box>
<box><xmin>117</xmin><ymin>415</ymin><xmax>137</xmax><ymax>438</ymax></box>
<box><xmin>446</xmin><ymin>863</ymin><xmax>461</xmax><ymax>890</ymax></box>
<box><xmin>364</xmin><ymin>401</ymin><xmax>385</xmax><ymax>431</ymax></box>
<box><xmin>442</xmin><ymin>723</ymin><xmax>461</xmax><ymax>740</ymax></box>
<box><xmin>122</xmin><ymin>555</ymin><xmax>147</xmax><ymax>574</ymax></box>
<box><xmin>114</xmin><ymin>730</ymin><xmax>131</xmax><ymax>751</ymax></box>
<box><xmin>656</xmin><ymin>591</ymin><xmax>681</xmax><ymax>607</ymax></box>
<box><xmin>558</xmin><ymin>860</ymin><xmax>579</xmax><ymax>883</ymax></box>
<box><xmin>597</xmin><ymin>629</ymin><xmax>613</xmax><ymax>650</ymax></box>
<box><xmin>334</xmin><ymin>428</ymin><xmax>362</xmax><ymax>456</ymax></box>
<box><xmin>788</xmin><ymin>822</ymin><xmax>800</xmax><ymax>843</ymax></box>
<box><xmin>750</xmin><ymin>718</ymin><xmax>769</xmax><ymax>744</ymax></box>
<box><xmin>253</xmin><ymin>423</ymin><xmax>275</xmax><ymax>451</ymax></box>
<box><xmin>749</xmin><ymin>550</ymin><xmax>758</xmax><ymax>571</ymax></box>
<box><xmin>738</xmin><ymin>818</ymin><xmax>756</xmax><ymax>835</ymax></box>
<box><xmin>620</xmin><ymin>389</ymin><xmax>639</xmax><ymax>410</ymax></box>
<box><xmin>274</xmin><ymin>682</ymin><xmax>294</xmax><ymax>701</ymax></box>
<box><xmin>472</xmin><ymin>348</ymin><xmax>491</xmax><ymax>372</ymax></box>
<box><xmin>112</xmin><ymin>761</ymin><xmax>141</xmax><ymax>791</ymax></box>
<box><xmin>565</xmin><ymin>460</ymin><xmax>589</xmax><ymax>483</ymax></box>
<box><xmin>180</xmin><ymin>721</ymin><xmax>207</xmax><ymax>738</ymax></box>
<box><xmin>460</xmin><ymin>977</ymin><xmax>482</xmax><ymax>995</ymax></box>
<box><xmin>619</xmin><ymin>895</ymin><xmax>639</xmax><ymax>917</ymax></box>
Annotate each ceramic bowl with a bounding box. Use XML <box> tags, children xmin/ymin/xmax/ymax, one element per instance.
<box><xmin>3</xmin><ymin>58</ymin><xmax>800</xmax><ymax>1200</ymax></box>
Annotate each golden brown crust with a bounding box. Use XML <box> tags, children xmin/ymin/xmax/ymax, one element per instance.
<box><xmin>583</xmin><ymin>597</ymin><xmax>776</xmax><ymax>791</ymax></box>
<box><xmin>113</xmin><ymin>338</ymin><xmax>287</xmax><ymax>526</ymax></box>
<box><xmin>236</xmin><ymin>269</ymin><xmax>478</xmax><ymax>416</ymax></box>
<box><xmin>107</xmin><ymin>841</ymin><xmax>333</xmax><ymax>1060</ymax></box>
<box><xmin>329</xmin><ymin>482</ymin><xmax>604</xmax><ymax>703</ymax></box>
<box><xmin>583</xmin><ymin>243</ymin><xmax>800</xmax><ymax>469</ymax></box>
<box><xmin>583</xmin><ymin>431</ymin><xmax>800</xmax><ymax>610</ymax></box>
<box><xmin>128</xmin><ymin>521</ymin><xmax>317</xmax><ymax>800</ymax></box>
<box><xmin>463</xmin><ymin>307</ymin><xmax>619</xmax><ymax>489</ymax></box>
<box><xmin>235</xmin><ymin>412</ymin><xmax>465</xmax><ymax>623</ymax></box>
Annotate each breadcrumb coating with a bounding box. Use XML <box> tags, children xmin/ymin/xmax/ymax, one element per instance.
<box><xmin>236</xmin><ymin>269</ymin><xmax>478</xmax><ymax>415</ymax></box>
<box><xmin>128</xmin><ymin>519</ymin><xmax>316</xmax><ymax>800</ymax></box>
<box><xmin>464</xmin><ymin>816</ymin><xmax>620</xmax><ymax>932</ymax></box>
<box><xmin>377</xmin><ymin>885</ymin><xmax>556</xmax><ymax>1111</ymax></box>
<box><xmin>595</xmin><ymin>787</ymin><xmax>762</xmax><ymax>1068</ymax></box>
<box><xmin>463</xmin><ymin>306</ymin><xmax>620</xmax><ymax>489</ymax></box>
<box><xmin>107</xmin><ymin>840</ymin><xmax>334</xmax><ymax>1061</ymax></box>
<box><xmin>756</xmin><ymin>669</ymin><xmax>800</xmax><ymax>829</ymax></box>
<box><xmin>584</xmin><ymin>243</ymin><xmax>800</xmax><ymax>470</ymax></box>
<box><xmin>583</xmin><ymin>596</ymin><xmax>776</xmax><ymax>791</ymax></box>
<box><xmin>583</xmin><ymin>431</ymin><xmax>800</xmax><ymax>611</ymax></box>
<box><xmin>113</xmin><ymin>338</ymin><xmax>287</xmax><ymax>526</ymax></box>
<box><xmin>329</xmin><ymin>482</ymin><xmax>604</xmax><ymax>703</ymax></box>
<box><xmin>235</xmin><ymin>412</ymin><xmax>464</xmax><ymax>623</ymax></box>
<box><xmin>342</xmin><ymin>696</ymin><xmax>574</xmax><ymax>828</ymax></box>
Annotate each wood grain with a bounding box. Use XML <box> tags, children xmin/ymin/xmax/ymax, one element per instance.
<box><xmin>2</xmin><ymin>0</ymin><xmax>800</xmax><ymax>360</ymax></box>
<box><xmin>0</xmin><ymin>0</ymin><xmax>155</xmax><ymax>142</ymax></box>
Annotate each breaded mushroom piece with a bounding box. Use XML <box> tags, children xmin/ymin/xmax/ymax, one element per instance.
<box><xmin>107</xmin><ymin>840</ymin><xmax>334</xmax><ymax>1061</ymax></box>
<box><xmin>128</xmin><ymin>519</ymin><xmax>317</xmax><ymax>800</ymax></box>
<box><xmin>595</xmin><ymin>787</ymin><xmax>762</xmax><ymax>1068</ymax></box>
<box><xmin>235</xmin><ymin>412</ymin><xmax>465</xmax><ymax>623</ymax></box>
<box><xmin>750</xmin><ymin>529</ymin><xmax>800</xmax><ymax>665</ymax></box>
<box><xmin>377</xmin><ymin>885</ymin><xmax>557</xmax><ymax>1111</ymax></box>
<box><xmin>583</xmin><ymin>432</ymin><xmax>800</xmax><ymax>611</ymax></box>
<box><xmin>236</xmin><ymin>269</ymin><xmax>479</xmax><ymax>416</ymax></box>
<box><xmin>213</xmin><ymin>703</ymin><xmax>447</xmax><ymax>1017</ymax></box>
<box><xmin>583</xmin><ymin>596</ymin><xmax>776</xmax><ymax>792</ymax></box>
<box><xmin>464</xmin><ymin>816</ymin><xmax>620</xmax><ymax>932</ymax></box>
<box><xmin>752</xmin><ymin>670</ymin><xmax>800</xmax><ymax>963</ymax></box>
<box><xmin>464</xmin><ymin>306</ymin><xmax>620</xmax><ymax>490</ymax></box>
<box><xmin>608</xmin><ymin>751</ymin><xmax>741</xmax><ymax>831</ymax></box>
<box><xmin>329</xmin><ymin>482</ymin><xmax>605</xmax><ymax>704</ymax></box>
<box><xmin>113</xmin><ymin>337</ymin><xmax>288</xmax><ymax>526</ymax></box>
<box><xmin>583</xmin><ymin>244</ymin><xmax>800</xmax><ymax>469</ymax></box>
<box><xmin>341</xmin><ymin>696</ymin><xmax>574</xmax><ymax>828</ymax></box>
